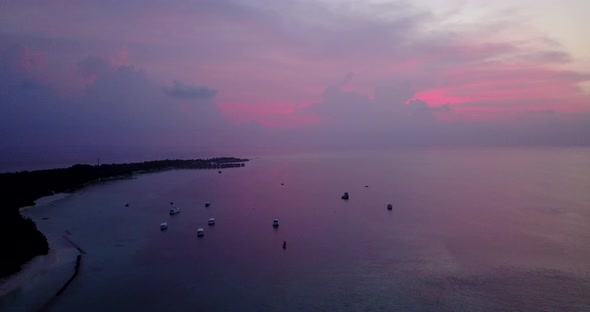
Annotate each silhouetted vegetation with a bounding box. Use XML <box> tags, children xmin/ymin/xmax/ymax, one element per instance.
<box><xmin>0</xmin><ymin>215</ymin><xmax>49</xmax><ymax>278</ymax></box>
<box><xmin>0</xmin><ymin>157</ymin><xmax>247</xmax><ymax>278</ymax></box>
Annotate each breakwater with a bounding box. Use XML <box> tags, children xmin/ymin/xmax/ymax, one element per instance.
<box><xmin>55</xmin><ymin>255</ymin><xmax>81</xmax><ymax>297</ymax></box>
<box><xmin>0</xmin><ymin>157</ymin><xmax>248</xmax><ymax>278</ymax></box>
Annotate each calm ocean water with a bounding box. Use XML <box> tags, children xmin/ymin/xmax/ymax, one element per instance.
<box><xmin>3</xmin><ymin>147</ymin><xmax>590</xmax><ymax>311</ymax></box>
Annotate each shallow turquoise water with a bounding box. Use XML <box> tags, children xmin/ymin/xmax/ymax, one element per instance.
<box><xmin>4</xmin><ymin>147</ymin><xmax>590</xmax><ymax>311</ymax></box>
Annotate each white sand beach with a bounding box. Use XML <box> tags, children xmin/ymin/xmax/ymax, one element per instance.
<box><xmin>0</xmin><ymin>193</ymin><xmax>80</xmax><ymax>310</ymax></box>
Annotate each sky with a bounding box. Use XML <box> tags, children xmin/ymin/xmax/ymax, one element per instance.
<box><xmin>1</xmin><ymin>0</ymin><xmax>590</xmax><ymax>166</ymax></box>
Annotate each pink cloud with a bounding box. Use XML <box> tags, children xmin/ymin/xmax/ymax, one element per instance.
<box><xmin>2</xmin><ymin>0</ymin><xmax>590</xmax><ymax>149</ymax></box>
<box><xmin>219</xmin><ymin>102</ymin><xmax>322</xmax><ymax>128</ymax></box>
<box><xmin>410</xmin><ymin>63</ymin><xmax>590</xmax><ymax>113</ymax></box>
<box><xmin>110</xmin><ymin>47</ymin><xmax>129</xmax><ymax>67</ymax></box>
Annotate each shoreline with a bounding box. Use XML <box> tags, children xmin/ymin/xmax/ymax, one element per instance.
<box><xmin>18</xmin><ymin>193</ymin><xmax>72</xmax><ymax>213</ymax></box>
<box><xmin>0</xmin><ymin>236</ymin><xmax>77</xmax><ymax>300</ymax></box>
<box><xmin>0</xmin><ymin>206</ymin><xmax>80</xmax><ymax>299</ymax></box>
<box><xmin>0</xmin><ymin>243</ymin><xmax>56</xmax><ymax>297</ymax></box>
<box><xmin>2</xmin><ymin>193</ymin><xmax>91</xmax><ymax>304</ymax></box>
<box><xmin>1</xmin><ymin>193</ymin><xmax>74</xmax><ymax>297</ymax></box>
<box><xmin>1</xmin><ymin>157</ymin><xmax>249</xmax><ymax>279</ymax></box>
<box><xmin>0</xmin><ymin>157</ymin><xmax>249</xmax><ymax>306</ymax></box>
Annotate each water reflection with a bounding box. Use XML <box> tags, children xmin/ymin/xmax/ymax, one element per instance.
<box><xmin>4</xmin><ymin>148</ymin><xmax>590</xmax><ymax>311</ymax></box>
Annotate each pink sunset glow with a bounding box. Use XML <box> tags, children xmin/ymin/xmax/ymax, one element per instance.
<box><xmin>1</xmin><ymin>0</ymin><xmax>590</xmax><ymax>162</ymax></box>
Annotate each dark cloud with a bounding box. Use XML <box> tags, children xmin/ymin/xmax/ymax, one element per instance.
<box><xmin>163</xmin><ymin>80</ymin><xmax>217</xmax><ymax>100</ymax></box>
<box><xmin>0</xmin><ymin>45</ymin><xmax>53</xmax><ymax>101</ymax></box>
<box><xmin>1</xmin><ymin>0</ymin><xmax>590</xmax><ymax>169</ymax></box>
<box><xmin>306</xmin><ymin>75</ymin><xmax>449</xmax><ymax>127</ymax></box>
<box><xmin>20</xmin><ymin>78</ymin><xmax>43</xmax><ymax>89</ymax></box>
<box><xmin>0</xmin><ymin>45</ymin><xmax>43</xmax><ymax>72</ymax></box>
<box><xmin>407</xmin><ymin>99</ymin><xmax>453</xmax><ymax>114</ymax></box>
<box><xmin>0</xmin><ymin>45</ymin><xmax>71</xmax><ymax>153</ymax></box>
<box><xmin>77</xmin><ymin>56</ymin><xmax>112</xmax><ymax>78</ymax></box>
<box><xmin>0</xmin><ymin>52</ymin><xmax>232</xmax><ymax>167</ymax></box>
<box><xmin>297</xmin><ymin>76</ymin><xmax>590</xmax><ymax>148</ymax></box>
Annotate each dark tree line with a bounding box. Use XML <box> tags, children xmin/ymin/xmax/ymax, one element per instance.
<box><xmin>0</xmin><ymin>157</ymin><xmax>247</xmax><ymax>278</ymax></box>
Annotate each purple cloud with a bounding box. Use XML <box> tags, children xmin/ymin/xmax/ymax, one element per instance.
<box><xmin>163</xmin><ymin>80</ymin><xmax>217</xmax><ymax>100</ymax></box>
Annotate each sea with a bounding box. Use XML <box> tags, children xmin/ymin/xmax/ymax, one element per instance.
<box><xmin>2</xmin><ymin>147</ymin><xmax>590</xmax><ymax>311</ymax></box>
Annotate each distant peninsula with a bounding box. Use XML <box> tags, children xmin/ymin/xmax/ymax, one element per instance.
<box><xmin>0</xmin><ymin>157</ymin><xmax>248</xmax><ymax>278</ymax></box>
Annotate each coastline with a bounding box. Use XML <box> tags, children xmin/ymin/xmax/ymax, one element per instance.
<box><xmin>18</xmin><ymin>193</ymin><xmax>72</xmax><ymax>213</ymax></box>
<box><xmin>0</xmin><ymin>242</ymin><xmax>56</xmax><ymax>297</ymax></box>
<box><xmin>0</xmin><ymin>157</ymin><xmax>249</xmax><ymax>308</ymax></box>
<box><xmin>0</xmin><ymin>194</ymin><xmax>80</xmax><ymax>307</ymax></box>
<box><xmin>0</xmin><ymin>234</ymin><xmax>75</xmax><ymax>298</ymax></box>
<box><xmin>0</xmin><ymin>157</ymin><xmax>249</xmax><ymax>279</ymax></box>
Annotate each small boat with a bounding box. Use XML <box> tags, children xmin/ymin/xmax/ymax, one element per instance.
<box><xmin>160</xmin><ymin>222</ymin><xmax>168</xmax><ymax>230</ymax></box>
<box><xmin>341</xmin><ymin>192</ymin><xmax>349</xmax><ymax>200</ymax></box>
<box><xmin>197</xmin><ymin>228</ymin><xmax>204</xmax><ymax>237</ymax></box>
<box><xmin>169</xmin><ymin>207</ymin><xmax>181</xmax><ymax>215</ymax></box>
<box><xmin>205</xmin><ymin>202</ymin><xmax>211</xmax><ymax>207</ymax></box>
<box><xmin>208</xmin><ymin>218</ymin><xmax>216</xmax><ymax>225</ymax></box>
<box><xmin>387</xmin><ymin>204</ymin><xmax>393</xmax><ymax>210</ymax></box>
<box><xmin>273</xmin><ymin>219</ymin><xmax>279</xmax><ymax>227</ymax></box>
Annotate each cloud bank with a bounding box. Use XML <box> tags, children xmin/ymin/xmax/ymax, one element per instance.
<box><xmin>163</xmin><ymin>80</ymin><xmax>217</xmax><ymax>100</ymax></box>
<box><xmin>0</xmin><ymin>0</ymin><xmax>589</xmax><ymax>169</ymax></box>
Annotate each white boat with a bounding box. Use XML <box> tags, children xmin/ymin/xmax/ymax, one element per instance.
<box><xmin>160</xmin><ymin>222</ymin><xmax>168</xmax><ymax>230</ymax></box>
<box><xmin>208</xmin><ymin>218</ymin><xmax>216</xmax><ymax>225</ymax></box>
<box><xmin>197</xmin><ymin>228</ymin><xmax>205</xmax><ymax>237</ymax></box>
<box><xmin>169</xmin><ymin>207</ymin><xmax>181</xmax><ymax>215</ymax></box>
<box><xmin>273</xmin><ymin>219</ymin><xmax>279</xmax><ymax>227</ymax></box>
<box><xmin>205</xmin><ymin>202</ymin><xmax>211</xmax><ymax>207</ymax></box>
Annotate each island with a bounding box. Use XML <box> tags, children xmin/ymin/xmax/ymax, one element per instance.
<box><xmin>0</xmin><ymin>157</ymin><xmax>248</xmax><ymax>278</ymax></box>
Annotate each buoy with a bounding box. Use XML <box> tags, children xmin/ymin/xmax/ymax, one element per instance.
<box><xmin>283</xmin><ymin>241</ymin><xmax>287</xmax><ymax>249</ymax></box>
<box><xmin>387</xmin><ymin>204</ymin><xmax>393</xmax><ymax>210</ymax></box>
<box><xmin>341</xmin><ymin>192</ymin><xmax>349</xmax><ymax>200</ymax></box>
